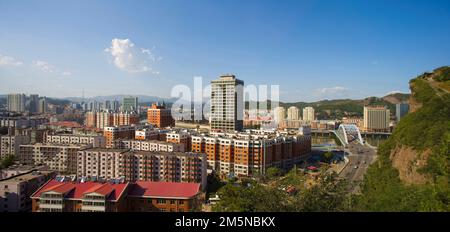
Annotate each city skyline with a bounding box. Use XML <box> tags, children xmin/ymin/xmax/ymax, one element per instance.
<box><xmin>1</xmin><ymin>0</ymin><xmax>450</xmax><ymax>102</ymax></box>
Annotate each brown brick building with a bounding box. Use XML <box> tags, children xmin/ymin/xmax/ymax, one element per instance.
<box><xmin>103</xmin><ymin>125</ymin><xmax>136</xmax><ymax>148</ymax></box>
<box><xmin>147</xmin><ymin>103</ymin><xmax>174</xmax><ymax>128</ymax></box>
<box><xmin>191</xmin><ymin>130</ymin><xmax>311</xmax><ymax>177</ymax></box>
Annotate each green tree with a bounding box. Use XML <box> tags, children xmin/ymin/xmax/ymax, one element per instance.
<box><xmin>0</xmin><ymin>155</ymin><xmax>15</xmax><ymax>170</ymax></box>
<box><xmin>266</xmin><ymin>167</ymin><xmax>281</xmax><ymax>180</ymax></box>
<box><xmin>322</xmin><ymin>151</ymin><xmax>334</xmax><ymax>163</ymax></box>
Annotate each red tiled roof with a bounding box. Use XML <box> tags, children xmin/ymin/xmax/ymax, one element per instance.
<box><xmin>128</xmin><ymin>181</ymin><xmax>200</xmax><ymax>199</ymax></box>
<box><xmin>31</xmin><ymin>180</ymin><xmax>128</xmax><ymax>201</ymax></box>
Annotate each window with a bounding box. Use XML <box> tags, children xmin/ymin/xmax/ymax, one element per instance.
<box><xmin>156</xmin><ymin>199</ymin><xmax>166</xmax><ymax>204</ymax></box>
<box><xmin>170</xmin><ymin>200</ymin><xmax>176</xmax><ymax>205</ymax></box>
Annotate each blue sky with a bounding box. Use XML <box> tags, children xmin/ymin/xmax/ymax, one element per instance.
<box><xmin>0</xmin><ymin>0</ymin><xmax>449</xmax><ymax>102</ymax></box>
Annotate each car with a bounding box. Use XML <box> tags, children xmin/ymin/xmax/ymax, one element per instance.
<box><xmin>363</xmin><ymin>161</ymin><xmax>367</xmax><ymax>164</ymax></box>
<box><xmin>354</xmin><ymin>165</ymin><xmax>358</xmax><ymax>169</ymax></box>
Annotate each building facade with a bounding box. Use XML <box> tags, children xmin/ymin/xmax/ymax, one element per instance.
<box><xmin>122</xmin><ymin>97</ymin><xmax>138</xmax><ymax>113</ymax></box>
<box><xmin>302</xmin><ymin>107</ymin><xmax>315</xmax><ymax>122</ymax></box>
<box><xmin>45</xmin><ymin>134</ymin><xmax>105</xmax><ymax>148</ymax></box>
<box><xmin>103</xmin><ymin>125</ymin><xmax>136</xmax><ymax>148</ymax></box>
<box><xmin>19</xmin><ymin>143</ymin><xmax>89</xmax><ymax>174</ymax></box>
<box><xmin>0</xmin><ymin>135</ymin><xmax>30</xmax><ymax>158</ymax></box>
<box><xmin>147</xmin><ymin>102</ymin><xmax>175</xmax><ymax>128</ymax></box>
<box><xmin>114</xmin><ymin>139</ymin><xmax>185</xmax><ymax>152</ymax></box>
<box><xmin>396</xmin><ymin>103</ymin><xmax>410</xmax><ymax>122</ymax></box>
<box><xmin>120</xmin><ymin>151</ymin><xmax>207</xmax><ymax>189</ymax></box>
<box><xmin>7</xmin><ymin>93</ymin><xmax>26</xmax><ymax>113</ymax></box>
<box><xmin>210</xmin><ymin>74</ymin><xmax>244</xmax><ymax>132</ymax></box>
<box><xmin>287</xmin><ymin>106</ymin><xmax>300</xmax><ymax>121</ymax></box>
<box><xmin>191</xmin><ymin>129</ymin><xmax>311</xmax><ymax>178</ymax></box>
<box><xmin>85</xmin><ymin>111</ymin><xmax>139</xmax><ymax>129</ymax></box>
<box><xmin>363</xmin><ymin>106</ymin><xmax>391</xmax><ymax>132</ymax></box>
<box><xmin>77</xmin><ymin>148</ymin><xmax>126</xmax><ymax>180</ymax></box>
<box><xmin>0</xmin><ymin>170</ymin><xmax>56</xmax><ymax>212</ymax></box>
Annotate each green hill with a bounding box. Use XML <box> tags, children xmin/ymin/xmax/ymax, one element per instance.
<box><xmin>353</xmin><ymin>66</ymin><xmax>450</xmax><ymax>211</ymax></box>
<box><xmin>245</xmin><ymin>93</ymin><xmax>410</xmax><ymax>120</ymax></box>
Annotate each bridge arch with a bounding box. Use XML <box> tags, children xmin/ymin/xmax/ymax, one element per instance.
<box><xmin>334</xmin><ymin>124</ymin><xmax>364</xmax><ymax>146</ymax></box>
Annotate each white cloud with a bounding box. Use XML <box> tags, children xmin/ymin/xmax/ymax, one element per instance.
<box><xmin>314</xmin><ymin>86</ymin><xmax>351</xmax><ymax>99</ymax></box>
<box><xmin>104</xmin><ymin>38</ymin><xmax>160</xmax><ymax>74</ymax></box>
<box><xmin>31</xmin><ymin>60</ymin><xmax>72</xmax><ymax>76</ymax></box>
<box><xmin>316</xmin><ymin>86</ymin><xmax>348</xmax><ymax>94</ymax></box>
<box><xmin>0</xmin><ymin>54</ymin><xmax>23</xmax><ymax>66</ymax></box>
<box><xmin>62</xmin><ymin>71</ymin><xmax>72</xmax><ymax>76</ymax></box>
<box><xmin>32</xmin><ymin>60</ymin><xmax>55</xmax><ymax>73</ymax></box>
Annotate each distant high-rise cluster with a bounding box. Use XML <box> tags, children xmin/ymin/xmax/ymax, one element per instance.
<box><xmin>85</xmin><ymin>111</ymin><xmax>139</xmax><ymax>129</ymax></box>
<box><xmin>7</xmin><ymin>93</ymin><xmax>47</xmax><ymax>114</ymax></box>
<box><xmin>122</xmin><ymin>96</ymin><xmax>139</xmax><ymax>113</ymax></box>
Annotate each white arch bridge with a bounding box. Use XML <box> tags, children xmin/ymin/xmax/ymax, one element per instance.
<box><xmin>332</xmin><ymin>124</ymin><xmax>364</xmax><ymax>146</ymax></box>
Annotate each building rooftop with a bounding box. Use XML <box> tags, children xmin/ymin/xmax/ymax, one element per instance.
<box><xmin>80</xmin><ymin>147</ymin><xmax>129</xmax><ymax>152</ymax></box>
<box><xmin>31</xmin><ymin>179</ymin><xmax>129</xmax><ymax>201</ymax></box>
<box><xmin>123</xmin><ymin>150</ymin><xmax>204</xmax><ymax>157</ymax></box>
<box><xmin>128</xmin><ymin>181</ymin><xmax>200</xmax><ymax>199</ymax></box>
<box><xmin>21</xmin><ymin>143</ymin><xmax>90</xmax><ymax>148</ymax></box>
<box><xmin>0</xmin><ymin>170</ymin><xmax>55</xmax><ymax>183</ymax></box>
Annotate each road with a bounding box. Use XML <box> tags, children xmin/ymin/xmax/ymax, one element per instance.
<box><xmin>339</xmin><ymin>142</ymin><xmax>377</xmax><ymax>193</ymax></box>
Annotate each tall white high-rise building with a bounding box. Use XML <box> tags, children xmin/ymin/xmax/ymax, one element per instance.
<box><xmin>210</xmin><ymin>74</ymin><xmax>244</xmax><ymax>132</ymax></box>
<box><xmin>302</xmin><ymin>107</ymin><xmax>315</xmax><ymax>122</ymax></box>
<box><xmin>274</xmin><ymin>107</ymin><xmax>286</xmax><ymax>123</ymax></box>
<box><xmin>7</xmin><ymin>93</ymin><xmax>26</xmax><ymax>113</ymax></box>
<box><xmin>287</xmin><ymin>106</ymin><xmax>300</xmax><ymax>120</ymax></box>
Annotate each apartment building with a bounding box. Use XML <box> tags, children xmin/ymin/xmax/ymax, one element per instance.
<box><xmin>147</xmin><ymin>102</ymin><xmax>175</xmax><ymax>128</ymax></box>
<box><xmin>31</xmin><ymin>179</ymin><xmax>129</xmax><ymax>212</ymax></box>
<box><xmin>166</xmin><ymin>130</ymin><xmax>191</xmax><ymax>152</ymax></box>
<box><xmin>120</xmin><ymin>151</ymin><xmax>207</xmax><ymax>189</ymax></box>
<box><xmin>191</xmin><ymin>129</ymin><xmax>311</xmax><ymax>177</ymax></box>
<box><xmin>0</xmin><ymin>170</ymin><xmax>56</xmax><ymax>212</ymax></box>
<box><xmin>19</xmin><ymin>143</ymin><xmax>90</xmax><ymax>174</ymax></box>
<box><xmin>30</xmin><ymin>179</ymin><xmax>201</xmax><ymax>212</ymax></box>
<box><xmin>135</xmin><ymin>128</ymin><xmax>158</xmax><ymax>140</ymax></box>
<box><xmin>77</xmin><ymin>148</ymin><xmax>127</xmax><ymax>180</ymax></box>
<box><xmin>0</xmin><ymin>135</ymin><xmax>30</xmax><ymax>159</ymax></box>
<box><xmin>45</xmin><ymin>134</ymin><xmax>106</xmax><ymax>148</ymax></box>
<box><xmin>85</xmin><ymin>111</ymin><xmax>139</xmax><ymax>129</ymax></box>
<box><xmin>114</xmin><ymin>139</ymin><xmax>185</xmax><ymax>152</ymax></box>
<box><xmin>104</xmin><ymin>125</ymin><xmax>136</xmax><ymax>148</ymax></box>
<box><xmin>0</xmin><ymin>115</ymin><xmax>48</xmax><ymax>129</ymax></box>
<box><xmin>302</xmin><ymin>107</ymin><xmax>315</xmax><ymax>122</ymax></box>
